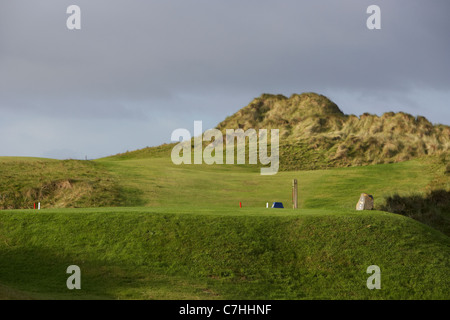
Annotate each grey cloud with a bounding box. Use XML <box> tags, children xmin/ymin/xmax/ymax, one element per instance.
<box><xmin>0</xmin><ymin>0</ymin><xmax>449</xmax><ymax>159</ymax></box>
<box><xmin>3</xmin><ymin>0</ymin><xmax>449</xmax><ymax>97</ymax></box>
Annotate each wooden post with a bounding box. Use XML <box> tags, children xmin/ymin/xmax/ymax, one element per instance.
<box><xmin>292</xmin><ymin>179</ymin><xmax>298</xmax><ymax>209</ymax></box>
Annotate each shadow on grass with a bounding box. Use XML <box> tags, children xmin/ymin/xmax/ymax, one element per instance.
<box><xmin>380</xmin><ymin>189</ymin><xmax>450</xmax><ymax>237</ymax></box>
<box><xmin>117</xmin><ymin>186</ymin><xmax>147</xmax><ymax>207</ymax></box>
<box><xmin>0</xmin><ymin>247</ymin><xmax>116</xmax><ymax>300</ymax></box>
<box><xmin>0</xmin><ymin>246</ymin><xmax>217</xmax><ymax>300</ymax></box>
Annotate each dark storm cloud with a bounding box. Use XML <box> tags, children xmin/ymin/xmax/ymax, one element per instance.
<box><xmin>0</xmin><ymin>0</ymin><xmax>449</xmax><ymax>158</ymax></box>
<box><xmin>2</xmin><ymin>0</ymin><xmax>449</xmax><ymax>97</ymax></box>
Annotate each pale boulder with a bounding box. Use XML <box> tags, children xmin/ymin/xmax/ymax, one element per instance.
<box><xmin>356</xmin><ymin>193</ymin><xmax>374</xmax><ymax>210</ymax></box>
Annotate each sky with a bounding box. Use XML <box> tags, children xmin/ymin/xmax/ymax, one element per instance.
<box><xmin>1</xmin><ymin>0</ymin><xmax>449</xmax><ymax>159</ymax></box>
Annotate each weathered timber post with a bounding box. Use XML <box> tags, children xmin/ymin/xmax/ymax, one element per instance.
<box><xmin>292</xmin><ymin>179</ymin><xmax>298</xmax><ymax>209</ymax></box>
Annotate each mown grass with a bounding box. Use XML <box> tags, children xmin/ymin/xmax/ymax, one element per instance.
<box><xmin>0</xmin><ymin>151</ymin><xmax>448</xmax><ymax>300</ymax></box>
<box><xmin>97</xmin><ymin>155</ymin><xmax>443</xmax><ymax>209</ymax></box>
<box><xmin>0</xmin><ymin>207</ymin><xmax>448</xmax><ymax>300</ymax></box>
<box><xmin>95</xmin><ymin>150</ymin><xmax>450</xmax><ymax>236</ymax></box>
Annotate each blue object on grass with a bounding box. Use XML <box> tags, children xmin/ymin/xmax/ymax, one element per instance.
<box><xmin>272</xmin><ymin>202</ymin><xmax>284</xmax><ymax>208</ymax></box>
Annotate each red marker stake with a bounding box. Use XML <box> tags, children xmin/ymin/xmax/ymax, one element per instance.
<box><xmin>34</xmin><ymin>203</ymin><xmax>36</xmax><ymax>209</ymax></box>
<box><xmin>239</xmin><ymin>202</ymin><xmax>242</xmax><ymax>208</ymax></box>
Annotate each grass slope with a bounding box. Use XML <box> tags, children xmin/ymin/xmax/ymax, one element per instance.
<box><xmin>0</xmin><ymin>141</ymin><xmax>448</xmax><ymax>299</ymax></box>
<box><xmin>0</xmin><ymin>207</ymin><xmax>448</xmax><ymax>300</ymax></box>
<box><xmin>0</xmin><ymin>157</ymin><xmax>122</xmax><ymax>209</ymax></box>
<box><xmin>1</xmin><ymin>151</ymin><xmax>448</xmax><ymax>233</ymax></box>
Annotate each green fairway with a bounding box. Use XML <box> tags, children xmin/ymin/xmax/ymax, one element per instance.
<box><xmin>97</xmin><ymin>155</ymin><xmax>446</xmax><ymax>210</ymax></box>
<box><xmin>0</xmin><ymin>207</ymin><xmax>448</xmax><ymax>300</ymax></box>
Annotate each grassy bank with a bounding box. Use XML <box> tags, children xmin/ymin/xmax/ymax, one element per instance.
<box><xmin>0</xmin><ymin>207</ymin><xmax>448</xmax><ymax>300</ymax></box>
<box><xmin>0</xmin><ymin>157</ymin><xmax>121</xmax><ymax>209</ymax></box>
